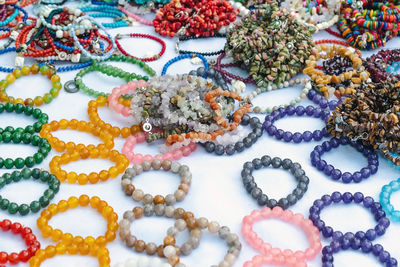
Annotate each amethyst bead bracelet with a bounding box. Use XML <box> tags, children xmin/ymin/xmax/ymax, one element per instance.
<box><xmin>263</xmin><ymin>105</ymin><xmax>330</xmax><ymax>143</ymax></box>
<box><xmin>310</xmin><ymin>137</ymin><xmax>379</xmax><ymax>183</ymax></box>
<box><xmin>309</xmin><ymin>192</ymin><xmax>390</xmax><ymax>243</ymax></box>
<box><xmin>307</xmin><ymin>89</ymin><xmax>343</xmax><ymax>111</ymax></box>
<box><xmin>322</xmin><ymin>237</ymin><xmax>398</xmax><ymax>267</ymax></box>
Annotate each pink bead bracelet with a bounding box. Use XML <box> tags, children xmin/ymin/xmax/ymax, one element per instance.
<box><xmin>118</xmin><ymin>6</ymin><xmax>154</xmax><ymax>26</ymax></box>
<box><xmin>242</xmin><ymin>206</ymin><xmax>322</xmax><ymax>267</ymax></box>
<box><xmin>108</xmin><ymin>80</ymin><xmax>148</xmax><ymax>117</ymax></box>
<box><xmin>122</xmin><ymin>131</ymin><xmax>197</xmax><ymax>164</ymax></box>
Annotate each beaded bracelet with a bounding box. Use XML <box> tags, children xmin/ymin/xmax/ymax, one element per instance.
<box><xmin>88</xmin><ymin>96</ymin><xmax>136</xmax><ymax>139</ymax></box>
<box><xmin>113</xmin><ymin>256</ymin><xmax>171</xmax><ymax>267</ymax></box>
<box><xmin>72</xmin><ymin>56</ymin><xmax>155</xmax><ymax>98</ymax></box>
<box><xmin>119</xmin><ymin>205</ymin><xmax>200</xmax><ymax>262</ymax></box>
<box><xmin>70</xmin><ymin>16</ymin><xmax>115</xmax><ymax>61</ymax></box>
<box><xmin>307</xmin><ymin>89</ymin><xmax>342</xmax><ymax>111</ymax></box>
<box><xmin>263</xmin><ymin>105</ymin><xmax>330</xmax><ymax>143</ymax></box>
<box><xmin>49</xmin><ymin>148</ymin><xmax>129</xmax><ymax>184</ymax></box>
<box><xmin>188</xmin><ymin>67</ymin><xmax>229</xmax><ymax>90</ymax></box>
<box><xmin>309</xmin><ymin>192</ymin><xmax>390</xmax><ymax>242</ymax></box>
<box><xmin>0</xmin><ymin>131</ymin><xmax>51</xmax><ymax>169</ymax></box>
<box><xmin>380</xmin><ymin>178</ymin><xmax>400</xmax><ymax>223</ymax></box>
<box><xmin>176</xmin><ymin>34</ymin><xmax>225</xmax><ymax>56</ymax></box>
<box><xmin>310</xmin><ymin>137</ymin><xmax>379</xmax><ymax>183</ymax></box>
<box><xmin>163</xmin><ymin>217</ymin><xmax>241</xmax><ymax>267</ymax></box>
<box><xmin>118</xmin><ymin>6</ymin><xmax>154</xmax><ymax>26</ymax></box>
<box><xmin>0</xmin><ymin>168</ymin><xmax>60</xmax><ymax>215</ymax></box>
<box><xmin>322</xmin><ymin>237</ymin><xmax>397</xmax><ymax>267</ymax></box>
<box><xmin>365</xmin><ymin>49</ymin><xmax>400</xmax><ymax>83</ymax></box>
<box><xmin>122</xmin><ymin>132</ymin><xmax>196</xmax><ymax>164</ymax></box>
<box><xmin>37</xmin><ymin>195</ymin><xmax>118</xmax><ymax>246</ymax></box>
<box><xmin>108</xmin><ymin>80</ymin><xmax>149</xmax><ymax>117</ymax></box>
<box><xmin>225</xmin><ymin>2</ymin><xmax>314</xmax><ymax>87</ymax></box>
<box><xmin>242</xmin><ymin>156</ymin><xmax>309</xmax><ymax>209</ymax></box>
<box><xmin>80</xmin><ymin>6</ymin><xmax>129</xmax><ymax>28</ymax></box>
<box><xmin>242</xmin><ymin>206</ymin><xmax>321</xmax><ymax>267</ymax></box>
<box><xmin>214</xmin><ymin>52</ymin><xmax>255</xmax><ymax>85</ymax></box>
<box><xmin>0</xmin><ymin>219</ymin><xmax>40</xmax><ymax>265</ymax></box>
<box><xmin>164</xmin><ymin>88</ymin><xmax>251</xmax><ymax>146</ymax></box>
<box><xmin>29</xmin><ymin>243</ymin><xmax>110</xmax><ymax>267</ymax></box>
<box><xmin>115</xmin><ymin>33</ymin><xmax>166</xmax><ymax>62</ymax></box>
<box><xmin>40</xmin><ymin>119</ymin><xmax>115</xmax><ymax>153</ymax></box>
<box><xmin>39</xmin><ymin>7</ymin><xmax>87</xmax><ymax>33</ymax></box>
<box><xmin>303</xmin><ymin>44</ymin><xmax>369</xmax><ymax>99</ymax></box>
<box><xmin>248</xmin><ymin>78</ymin><xmax>311</xmax><ymax>114</ymax></box>
<box><xmin>0</xmin><ymin>64</ymin><xmax>62</xmax><ymax>106</ymax></box>
<box><xmin>161</xmin><ymin>54</ymin><xmax>209</xmax><ymax>77</ymax></box>
<box><xmin>326</xmin><ymin>81</ymin><xmax>400</xmax><ymax>166</ymax></box>
<box><xmin>0</xmin><ymin>102</ymin><xmax>49</xmax><ymax>134</ymax></box>
<box><xmin>203</xmin><ymin>114</ymin><xmax>263</xmax><ymax>156</ymax></box>
<box><xmin>122</xmin><ymin>159</ymin><xmax>191</xmax><ymax>205</ymax></box>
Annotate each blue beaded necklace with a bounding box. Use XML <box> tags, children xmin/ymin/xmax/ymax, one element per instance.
<box><xmin>161</xmin><ymin>54</ymin><xmax>209</xmax><ymax>77</ymax></box>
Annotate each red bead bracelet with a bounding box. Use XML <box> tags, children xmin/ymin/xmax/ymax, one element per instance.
<box><xmin>0</xmin><ymin>219</ymin><xmax>40</xmax><ymax>266</ymax></box>
<box><xmin>115</xmin><ymin>33</ymin><xmax>166</xmax><ymax>62</ymax></box>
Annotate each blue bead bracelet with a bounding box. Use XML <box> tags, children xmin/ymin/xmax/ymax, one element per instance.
<box><xmin>380</xmin><ymin>178</ymin><xmax>400</xmax><ymax>223</ymax></box>
<box><xmin>322</xmin><ymin>237</ymin><xmax>398</xmax><ymax>267</ymax></box>
<box><xmin>263</xmin><ymin>105</ymin><xmax>330</xmax><ymax>143</ymax></box>
<box><xmin>161</xmin><ymin>54</ymin><xmax>209</xmax><ymax>77</ymax></box>
<box><xmin>310</xmin><ymin>137</ymin><xmax>379</xmax><ymax>183</ymax></box>
<box><xmin>309</xmin><ymin>191</ymin><xmax>390</xmax><ymax>243</ymax></box>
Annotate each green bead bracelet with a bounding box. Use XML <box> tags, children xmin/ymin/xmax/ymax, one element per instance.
<box><xmin>0</xmin><ymin>102</ymin><xmax>49</xmax><ymax>134</ymax></box>
<box><xmin>0</xmin><ymin>131</ymin><xmax>51</xmax><ymax>169</ymax></box>
<box><xmin>0</xmin><ymin>168</ymin><xmax>60</xmax><ymax>215</ymax></box>
<box><xmin>70</xmin><ymin>55</ymin><xmax>156</xmax><ymax>98</ymax></box>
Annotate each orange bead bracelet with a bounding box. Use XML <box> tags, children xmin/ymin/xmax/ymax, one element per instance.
<box><xmin>40</xmin><ymin>119</ymin><xmax>115</xmax><ymax>153</ymax></box>
<box><xmin>87</xmin><ymin>96</ymin><xmax>142</xmax><ymax>139</ymax></box>
<box><xmin>28</xmin><ymin>242</ymin><xmax>111</xmax><ymax>267</ymax></box>
<box><xmin>49</xmin><ymin>148</ymin><xmax>129</xmax><ymax>184</ymax></box>
<box><xmin>36</xmin><ymin>195</ymin><xmax>118</xmax><ymax>248</ymax></box>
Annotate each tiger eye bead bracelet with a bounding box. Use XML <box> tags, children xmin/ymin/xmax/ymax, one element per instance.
<box><xmin>121</xmin><ymin>159</ymin><xmax>191</xmax><ymax>206</ymax></box>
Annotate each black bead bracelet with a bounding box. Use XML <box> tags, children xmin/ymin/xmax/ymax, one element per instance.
<box><xmin>203</xmin><ymin>114</ymin><xmax>263</xmax><ymax>156</ymax></box>
<box><xmin>176</xmin><ymin>34</ymin><xmax>225</xmax><ymax>57</ymax></box>
<box><xmin>241</xmin><ymin>156</ymin><xmax>309</xmax><ymax>209</ymax></box>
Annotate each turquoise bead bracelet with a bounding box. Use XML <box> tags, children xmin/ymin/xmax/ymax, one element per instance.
<box><xmin>0</xmin><ymin>168</ymin><xmax>60</xmax><ymax>216</ymax></box>
<box><xmin>380</xmin><ymin>177</ymin><xmax>400</xmax><ymax>222</ymax></box>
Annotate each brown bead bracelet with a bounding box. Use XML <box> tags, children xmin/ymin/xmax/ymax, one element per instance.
<box><xmin>121</xmin><ymin>159</ymin><xmax>191</xmax><ymax>205</ymax></box>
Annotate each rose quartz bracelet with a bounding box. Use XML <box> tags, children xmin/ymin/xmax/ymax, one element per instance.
<box><xmin>122</xmin><ymin>131</ymin><xmax>197</xmax><ymax>164</ymax></box>
<box><xmin>242</xmin><ymin>207</ymin><xmax>322</xmax><ymax>267</ymax></box>
<box><xmin>118</xmin><ymin>6</ymin><xmax>154</xmax><ymax>26</ymax></box>
<box><xmin>108</xmin><ymin>80</ymin><xmax>148</xmax><ymax>117</ymax></box>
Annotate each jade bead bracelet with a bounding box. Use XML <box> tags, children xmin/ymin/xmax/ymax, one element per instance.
<box><xmin>0</xmin><ymin>102</ymin><xmax>49</xmax><ymax>134</ymax></box>
<box><xmin>0</xmin><ymin>168</ymin><xmax>60</xmax><ymax>215</ymax></box>
<box><xmin>69</xmin><ymin>55</ymin><xmax>156</xmax><ymax>98</ymax></box>
<box><xmin>0</xmin><ymin>131</ymin><xmax>51</xmax><ymax>169</ymax></box>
